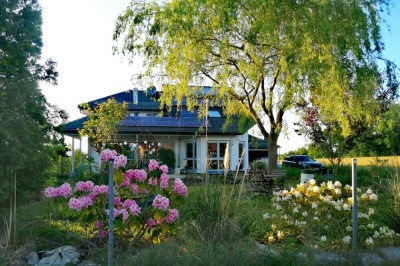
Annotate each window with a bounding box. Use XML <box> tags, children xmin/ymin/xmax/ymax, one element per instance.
<box><xmin>238</xmin><ymin>142</ymin><xmax>245</xmax><ymax>170</ymax></box>
<box><xmin>208</xmin><ymin>110</ymin><xmax>221</xmax><ymax>117</ymax></box>
<box><xmin>185</xmin><ymin>143</ymin><xmax>197</xmax><ymax>170</ymax></box>
<box><xmin>207</xmin><ymin>142</ymin><xmax>228</xmax><ymax>170</ymax></box>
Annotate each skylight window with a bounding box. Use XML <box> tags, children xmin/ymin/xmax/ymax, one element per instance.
<box><xmin>208</xmin><ymin>110</ymin><xmax>221</xmax><ymax>117</ymax></box>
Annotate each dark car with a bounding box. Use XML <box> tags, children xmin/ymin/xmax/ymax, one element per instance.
<box><xmin>282</xmin><ymin>155</ymin><xmax>325</xmax><ymax>170</ymax></box>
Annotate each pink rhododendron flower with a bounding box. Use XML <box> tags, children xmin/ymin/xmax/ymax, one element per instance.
<box><xmin>160</xmin><ymin>173</ymin><xmax>169</xmax><ymax>189</ymax></box>
<box><xmin>68</xmin><ymin>198</ymin><xmax>85</xmax><ymax>211</ymax></box>
<box><xmin>165</xmin><ymin>209</ymin><xmax>179</xmax><ymax>224</ymax></box>
<box><xmin>95</xmin><ymin>220</ymin><xmax>103</xmax><ymax>228</ymax></box>
<box><xmin>159</xmin><ymin>165</ymin><xmax>168</xmax><ymax>174</ymax></box>
<box><xmin>173</xmin><ymin>179</ymin><xmax>188</xmax><ymax>197</ymax></box>
<box><xmin>148</xmin><ymin>159</ymin><xmax>159</xmax><ymax>171</ymax></box>
<box><xmin>114</xmin><ymin>197</ymin><xmax>121</xmax><ymax>206</ymax></box>
<box><xmin>79</xmin><ymin>196</ymin><xmax>93</xmax><ymax>207</ymax></box>
<box><xmin>100</xmin><ymin>149</ymin><xmax>117</xmax><ymax>162</ymax></box>
<box><xmin>44</xmin><ymin>187</ymin><xmax>58</xmax><ymax>198</ymax></box>
<box><xmin>118</xmin><ymin>208</ymin><xmax>129</xmax><ymax>222</ymax></box>
<box><xmin>92</xmin><ymin>185</ymin><xmax>108</xmax><ymax>195</ymax></box>
<box><xmin>75</xmin><ymin>181</ymin><xmax>94</xmax><ymax>192</ymax></box>
<box><xmin>114</xmin><ymin>154</ymin><xmax>127</xmax><ymax>169</ymax></box>
<box><xmin>152</xmin><ymin>195</ymin><xmax>170</xmax><ymax>211</ymax></box>
<box><xmin>124</xmin><ymin>169</ymin><xmax>147</xmax><ymax>182</ymax></box>
<box><xmin>98</xmin><ymin>229</ymin><xmax>108</xmax><ymax>238</ymax></box>
<box><xmin>148</xmin><ymin>178</ymin><xmax>158</xmax><ymax>186</ymax></box>
<box><xmin>146</xmin><ymin>218</ymin><xmax>156</xmax><ymax>228</ymax></box>
<box><xmin>58</xmin><ymin>183</ymin><xmax>72</xmax><ymax>198</ymax></box>
<box><xmin>131</xmin><ymin>184</ymin><xmax>139</xmax><ymax>194</ymax></box>
<box><xmin>123</xmin><ymin>199</ymin><xmax>141</xmax><ymax>216</ymax></box>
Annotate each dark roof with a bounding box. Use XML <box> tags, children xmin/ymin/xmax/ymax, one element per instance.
<box><xmin>82</xmin><ymin>90</ymin><xmax>161</xmax><ymax>111</ymax></box>
<box><xmin>62</xmin><ymin>88</ymin><xmax>253</xmax><ymax>136</ymax></box>
<box><xmin>248</xmin><ymin>135</ymin><xmax>268</xmax><ymax>150</ymax></box>
<box><xmin>61</xmin><ymin>115</ymin><xmax>248</xmax><ymax>136</ymax></box>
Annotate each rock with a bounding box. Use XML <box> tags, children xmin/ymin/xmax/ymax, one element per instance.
<box><xmin>377</xmin><ymin>246</ymin><xmax>400</xmax><ymax>263</ymax></box>
<box><xmin>26</xmin><ymin>252</ymin><xmax>39</xmax><ymax>265</ymax></box>
<box><xmin>312</xmin><ymin>250</ymin><xmax>346</xmax><ymax>264</ymax></box>
<box><xmin>254</xmin><ymin>242</ymin><xmax>279</xmax><ymax>257</ymax></box>
<box><xmin>358</xmin><ymin>252</ymin><xmax>384</xmax><ymax>266</ymax></box>
<box><xmin>35</xmin><ymin>246</ymin><xmax>83</xmax><ymax>266</ymax></box>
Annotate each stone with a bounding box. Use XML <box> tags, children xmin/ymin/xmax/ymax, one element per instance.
<box><xmin>313</xmin><ymin>250</ymin><xmax>346</xmax><ymax>264</ymax></box>
<box><xmin>36</xmin><ymin>246</ymin><xmax>83</xmax><ymax>266</ymax></box>
<box><xmin>358</xmin><ymin>252</ymin><xmax>384</xmax><ymax>266</ymax></box>
<box><xmin>377</xmin><ymin>246</ymin><xmax>400</xmax><ymax>263</ymax></box>
<box><xmin>26</xmin><ymin>252</ymin><xmax>39</xmax><ymax>265</ymax></box>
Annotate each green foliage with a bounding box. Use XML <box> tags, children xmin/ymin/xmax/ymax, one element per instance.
<box><xmin>267</xmin><ymin>181</ymin><xmax>399</xmax><ymax>249</ymax></box>
<box><xmin>158</xmin><ymin>148</ymin><xmax>176</xmax><ymax>169</ymax></box>
<box><xmin>78</xmin><ymin>98</ymin><xmax>128</xmax><ymax>152</ymax></box>
<box><xmin>181</xmin><ymin>185</ymin><xmax>243</xmax><ymax>244</ymax></box>
<box><xmin>126</xmin><ymin>240</ymin><xmax>310</xmax><ymax>266</ymax></box>
<box><xmin>251</xmin><ymin>161</ymin><xmax>268</xmax><ymax>171</ymax></box>
<box><xmin>114</xmin><ymin>0</ymin><xmax>394</xmax><ymax>173</ymax></box>
<box><xmin>0</xmin><ymin>0</ymin><xmax>64</xmax><ymax>207</ymax></box>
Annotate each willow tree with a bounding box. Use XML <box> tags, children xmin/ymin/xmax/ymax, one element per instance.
<box><xmin>114</xmin><ymin>0</ymin><xmax>395</xmax><ymax>173</ymax></box>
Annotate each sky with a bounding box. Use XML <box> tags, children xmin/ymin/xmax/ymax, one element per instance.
<box><xmin>39</xmin><ymin>0</ymin><xmax>400</xmax><ymax>154</ymax></box>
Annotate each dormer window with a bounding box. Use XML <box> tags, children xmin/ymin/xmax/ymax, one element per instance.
<box><xmin>208</xmin><ymin>110</ymin><xmax>221</xmax><ymax>117</ymax></box>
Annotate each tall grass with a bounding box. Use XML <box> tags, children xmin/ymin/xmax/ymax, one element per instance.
<box><xmin>375</xmin><ymin>165</ymin><xmax>400</xmax><ymax>234</ymax></box>
<box><xmin>181</xmin><ymin>184</ymin><xmax>243</xmax><ymax>244</ymax></box>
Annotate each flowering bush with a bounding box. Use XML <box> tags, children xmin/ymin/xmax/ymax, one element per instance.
<box><xmin>263</xmin><ymin>179</ymin><xmax>399</xmax><ymax>249</ymax></box>
<box><xmin>44</xmin><ymin>150</ymin><xmax>188</xmax><ymax>243</ymax></box>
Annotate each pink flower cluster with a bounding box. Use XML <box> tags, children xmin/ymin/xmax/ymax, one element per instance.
<box><xmin>173</xmin><ymin>179</ymin><xmax>188</xmax><ymax>197</ymax></box>
<box><xmin>75</xmin><ymin>181</ymin><xmax>94</xmax><ymax>192</ymax></box>
<box><xmin>92</xmin><ymin>185</ymin><xmax>108</xmax><ymax>195</ymax></box>
<box><xmin>44</xmin><ymin>183</ymin><xmax>72</xmax><ymax>198</ymax></box>
<box><xmin>68</xmin><ymin>196</ymin><xmax>93</xmax><ymax>211</ymax></box>
<box><xmin>100</xmin><ymin>149</ymin><xmax>117</xmax><ymax>162</ymax></box>
<box><xmin>122</xmin><ymin>199</ymin><xmax>141</xmax><ymax>216</ymax></box>
<box><xmin>152</xmin><ymin>195</ymin><xmax>170</xmax><ymax>211</ymax></box>
<box><xmin>160</xmin><ymin>173</ymin><xmax>169</xmax><ymax>189</ymax></box>
<box><xmin>44</xmin><ymin>149</ymin><xmax>188</xmax><ymax>241</ymax></box>
<box><xmin>148</xmin><ymin>159</ymin><xmax>159</xmax><ymax>171</ymax></box>
<box><xmin>159</xmin><ymin>165</ymin><xmax>168</xmax><ymax>174</ymax></box>
<box><xmin>148</xmin><ymin>178</ymin><xmax>158</xmax><ymax>186</ymax></box>
<box><xmin>114</xmin><ymin>154</ymin><xmax>127</xmax><ymax>169</ymax></box>
<box><xmin>165</xmin><ymin>209</ymin><xmax>179</xmax><ymax>224</ymax></box>
<box><xmin>146</xmin><ymin>218</ymin><xmax>156</xmax><ymax>228</ymax></box>
<box><xmin>124</xmin><ymin>169</ymin><xmax>147</xmax><ymax>182</ymax></box>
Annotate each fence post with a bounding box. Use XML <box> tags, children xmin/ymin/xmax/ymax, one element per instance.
<box><xmin>352</xmin><ymin>158</ymin><xmax>358</xmax><ymax>260</ymax></box>
<box><xmin>108</xmin><ymin>159</ymin><xmax>114</xmax><ymax>266</ymax></box>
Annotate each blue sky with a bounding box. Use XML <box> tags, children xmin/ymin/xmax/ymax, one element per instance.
<box><xmin>39</xmin><ymin>0</ymin><xmax>400</xmax><ymax>153</ymax></box>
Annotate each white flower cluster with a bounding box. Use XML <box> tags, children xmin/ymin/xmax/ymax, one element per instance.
<box><xmin>267</xmin><ymin>179</ymin><xmax>399</xmax><ymax>248</ymax></box>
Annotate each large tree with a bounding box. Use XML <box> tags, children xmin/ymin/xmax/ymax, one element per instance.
<box><xmin>0</xmin><ymin>0</ymin><xmax>62</xmax><ymax>206</ymax></box>
<box><xmin>114</xmin><ymin>0</ymin><xmax>396</xmax><ymax>173</ymax></box>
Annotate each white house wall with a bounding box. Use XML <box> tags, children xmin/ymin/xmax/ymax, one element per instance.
<box><xmin>196</xmin><ymin>133</ymin><xmax>248</xmax><ymax>173</ymax></box>
<box><xmin>87</xmin><ymin>133</ymin><xmax>248</xmax><ymax>174</ymax></box>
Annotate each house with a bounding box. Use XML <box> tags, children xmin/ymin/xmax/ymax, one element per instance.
<box><xmin>61</xmin><ymin>87</ymin><xmax>257</xmax><ymax>175</ymax></box>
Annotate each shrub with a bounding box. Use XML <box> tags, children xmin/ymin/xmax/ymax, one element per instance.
<box><xmin>44</xmin><ymin>150</ymin><xmax>188</xmax><ymax>244</ymax></box>
<box><xmin>158</xmin><ymin>148</ymin><xmax>176</xmax><ymax>170</ymax></box>
<box><xmin>264</xmin><ymin>179</ymin><xmax>400</xmax><ymax>249</ymax></box>
<box><xmin>251</xmin><ymin>161</ymin><xmax>268</xmax><ymax>171</ymax></box>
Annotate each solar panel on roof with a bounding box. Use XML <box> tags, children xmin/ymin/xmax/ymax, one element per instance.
<box><xmin>181</xmin><ymin>110</ymin><xmax>198</xmax><ymax>117</ymax></box>
<box><xmin>122</xmin><ymin>117</ymin><xmax>208</xmax><ymax>128</ymax></box>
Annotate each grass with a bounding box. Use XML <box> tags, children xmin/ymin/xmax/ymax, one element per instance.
<box><xmin>317</xmin><ymin>156</ymin><xmax>400</xmax><ymax>166</ymax></box>
<box><xmin>2</xmin><ymin>165</ymin><xmax>400</xmax><ymax>265</ymax></box>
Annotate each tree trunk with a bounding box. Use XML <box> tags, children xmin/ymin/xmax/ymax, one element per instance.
<box><xmin>267</xmin><ymin>134</ymin><xmax>279</xmax><ymax>174</ymax></box>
